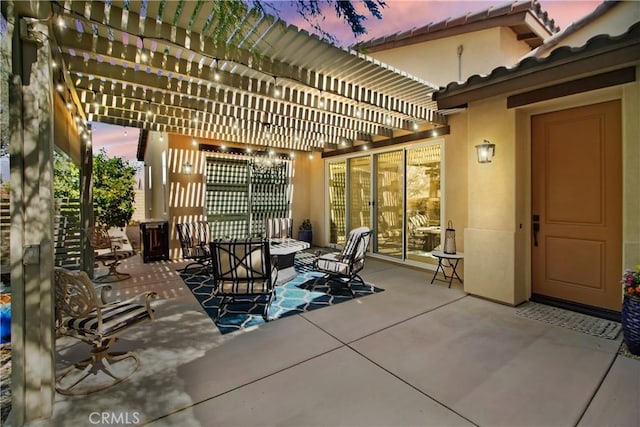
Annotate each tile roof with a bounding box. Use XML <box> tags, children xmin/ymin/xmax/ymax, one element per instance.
<box><xmin>354</xmin><ymin>0</ymin><xmax>560</xmax><ymax>51</ymax></box>
<box><xmin>433</xmin><ymin>21</ymin><xmax>640</xmax><ymax>108</ymax></box>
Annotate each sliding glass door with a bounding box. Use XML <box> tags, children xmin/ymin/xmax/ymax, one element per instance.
<box><xmin>326</xmin><ymin>142</ymin><xmax>442</xmax><ymax>265</ymax></box>
<box><xmin>406</xmin><ymin>145</ymin><xmax>441</xmax><ymax>263</ymax></box>
<box><xmin>374</xmin><ymin>150</ymin><xmax>403</xmax><ymax>259</ymax></box>
<box><xmin>328</xmin><ymin>161</ymin><xmax>346</xmax><ymax>246</ymax></box>
<box><xmin>348</xmin><ymin>156</ymin><xmax>371</xmax><ymax>229</ymax></box>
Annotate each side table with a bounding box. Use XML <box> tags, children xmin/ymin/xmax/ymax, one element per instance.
<box><xmin>430</xmin><ymin>250</ymin><xmax>464</xmax><ymax>288</ymax></box>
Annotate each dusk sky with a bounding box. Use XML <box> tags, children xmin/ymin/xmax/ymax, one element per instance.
<box><xmin>90</xmin><ymin>0</ymin><xmax>603</xmax><ymax>164</ymax></box>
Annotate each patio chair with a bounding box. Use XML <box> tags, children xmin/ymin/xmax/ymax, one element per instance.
<box><xmin>209</xmin><ymin>238</ymin><xmax>277</xmax><ymax>322</ymax></box>
<box><xmin>313</xmin><ymin>226</ymin><xmax>372</xmax><ymax>296</ymax></box>
<box><xmin>265</xmin><ymin>217</ymin><xmax>293</xmax><ymax>239</ymax></box>
<box><xmin>176</xmin><ymin>221</ymin><xmax>211</xmax><ymax>273</ymax></box>
<box><xmin>91</xmin><ymin>226</ymin><xmax>132</xmax><ymax>283</ymax></box>
<box><xmin>54</xmin><ymin>267</ymin><xmax>157</xmax><ymax>395</ymax></box>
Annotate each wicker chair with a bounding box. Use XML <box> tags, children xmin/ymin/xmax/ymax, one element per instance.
<box><xmin>313</xmin><ymin>227</ymin><xmax>371</xmax><ymax>296</ymax></box>
<box><xmin>176</xmin><ymin>221</ymin><xmax>211</xmax><ymax>273</ymax></box>
<box><xmin>209</xmin><ymin>238</ymin><xmax>277</xmax><ymax>322</ymax></box>
<box><xmin>54</xmin><ymin>267</ymin><xmax>157</xmax><ymax>395</ymax></box>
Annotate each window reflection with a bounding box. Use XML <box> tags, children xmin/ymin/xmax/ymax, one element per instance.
<box><xmin>406</xmin><ymin>145</ymin><xmax>441</xmax><ymax>263</ymax></box>
<box><xmin>375</xmin><ymin>151</ymin><xmax>403</xmax><ymax>259</ymax></box>
<box><xmin>328</xmin><ymin>161</ymin><xmax>346</xmax><ymax>246</ymax></box>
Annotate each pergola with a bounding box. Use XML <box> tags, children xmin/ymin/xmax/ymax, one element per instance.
<box><xmin>52</xmin><ymin>1</ymin><xmax>446</xmax><ymax>154</ymax></box>
<box><xmin>3</xmin><ymin>1</ymin><xmax>448</xmax><ymax>424</ymax></box>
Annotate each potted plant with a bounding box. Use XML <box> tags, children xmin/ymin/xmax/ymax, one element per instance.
<box><xmin>621</xmin><ymin>264</ymin><xmax>640</xmax><ymax>355</ymax></box>
<box><xmin>298</xmin><ymin>219</ymin><xmax>312</xmax><ymax>244</ymax></box>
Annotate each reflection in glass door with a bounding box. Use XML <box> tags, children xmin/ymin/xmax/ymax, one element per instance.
<box><xmin>406</xmin><ymin>145</ymin><xmax>442</xmax><ymax>264</ymax></box>
<box><xmin>348</xmin><ymin>156</ymin><xmax>371</xmax><ymax>229</ymax></box>
<box><xmin>374</xmin><ymin>151</ymin><xmax>403</xmax><ymax>259</ymax></box>
<box><xmin>328</xmin><ymin>161</ymin><xmax>346</xmax><ymax>246</ymax></box>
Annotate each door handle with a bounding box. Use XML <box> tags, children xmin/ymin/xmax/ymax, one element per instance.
<box><xmin>532</xmin><ymin>214</ymin><xmax>540</xmax><ymax>247</ymax></box>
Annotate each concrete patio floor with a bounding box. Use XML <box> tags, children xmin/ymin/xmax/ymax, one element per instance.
<box><xmin>35</xmin><ymin>254</ymin><xmax>640</xmax><ymax>426</ymax></box>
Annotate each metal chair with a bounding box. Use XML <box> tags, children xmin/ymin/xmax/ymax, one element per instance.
<box><xmin>176</xmin><ymin>221</ymin><xmax>211</xmax><ymax>273</ymax></box>
<box><xmin>209</xmin><ymin>238</ymin><xmax>277</xmax><ymax>322</ymax></box>
<box><xmin>313</xmin><ymin>227</ymin><xmax>371</xmax><ymax>296</ymax></box>
<box><xmin>91</xmin><ymin>226</ymin><xmax>132</xmax><ymax>283</ymax></box>
<box><xmin>54</xmin><ymin>267</ymin><xmax>157</xmax><ymax>395</ymax></box>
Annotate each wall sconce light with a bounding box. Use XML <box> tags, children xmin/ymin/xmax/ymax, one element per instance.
<box><xmin>182</xmin><ymin>162</ymin><xmax>193</xmax><ymax>175</ymax></box>
<box><xmin>475</xmin><ymin>139</ymin><xmax>496</xmax><ymax>163</ymax></box>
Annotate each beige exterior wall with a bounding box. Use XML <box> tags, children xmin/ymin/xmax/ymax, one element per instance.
<box><xmin>459</xmin><ymin>73</ymin><xmax>640</xmax><ymax>306</ymax></box>
<box><xmin>622</xmin><ymin>76</ymin><xmax>640</xmax><ymax>271</ymax></box>
<box><xmin>143</xmin><ymin>131</ymin><xmax>169</xmax><ymax>221</ymax></box>
<box><xmin>166</xmin><ymin>134</ymin><xmax>206</xmax><ymax>258</ymax></box>
<box><xmin>444</xmin><ymin>113</ymin><xmax>468</xmax><ymax>257</ymax></box>
<box><xmin>287</xmin><ymin>152</ymin><xmax>319</xmax><ymax>245</ymax></box>
<box><xmin>368</xmin><ymin>27</ymin><xmax>531</xmax><ymax>86</ymax></box>
<box><xmin>463</xmin><ymin>96</ymin><xmax>520</xmax><ymax>304</ymax></box>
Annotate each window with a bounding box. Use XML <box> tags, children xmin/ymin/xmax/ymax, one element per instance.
<box><xmin>204</xmin><ymin>156</ymin><xmax>291</xmax><ymax>238</ymax></box>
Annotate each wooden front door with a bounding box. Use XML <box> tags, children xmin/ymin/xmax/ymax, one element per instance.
<box><xmin>531</xmin><ymin>100</ymin><xmax>622</xmax><ymax>312</ymax></box>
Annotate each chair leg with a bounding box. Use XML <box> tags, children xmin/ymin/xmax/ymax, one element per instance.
<box><xmin>56</xmin><ymin>338</ymin><xmax>140</xmax><ymax>395</ymax></box>
<box><xmin>215</xmin><ymin>296</ymin><xmax>227</xmax><ymax>322</ymax></box>
<box><xmin>94</xmin><ymin>259</ymin><xmax>131</xmax><ymax>283</ymax></box>
<box><xmin>262</xmin><ymin>292</ymin><xmax>274</xmax><ymax>322</ymax></box>
<box><xmin>180</xmin><ymin>260</ymin><xmax>211</xmax><ymax>275</ymax></box>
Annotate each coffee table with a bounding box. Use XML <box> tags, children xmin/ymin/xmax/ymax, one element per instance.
<box><xmin>269</xmin><ymin>238</ymin><xmax>311</xmax><ymax>284</ymax></box>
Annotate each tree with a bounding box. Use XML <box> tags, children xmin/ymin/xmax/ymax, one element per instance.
<box><xmin>204</xmin><ymin>0</ymin><xmax>386</xmax><ymax>46</ymax></box>
<box><xmin>53</xmin><ymin>151</ymin><xmax>80</xmax><ymax>200</ymax></box>
<box><xmin>92</xmin><ymin>149</ymin><xmax>137</xmax><ymax>228</ymax></box>
<box><xmin>287</xmin><ymin>0</ymin><xmax>386</xmax><ymax>42</ymax></box>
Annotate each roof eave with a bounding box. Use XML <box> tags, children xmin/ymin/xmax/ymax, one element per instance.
<box><xmin>434</xmin><ymin>39</ymin><xmax>640</xmax><ymax>109</ymax></box>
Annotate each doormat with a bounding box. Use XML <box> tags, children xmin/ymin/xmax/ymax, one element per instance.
<box><xmin>516</xmin><ymin>302</ymin><xmax>621</xmax><ymax>339</ymax></box>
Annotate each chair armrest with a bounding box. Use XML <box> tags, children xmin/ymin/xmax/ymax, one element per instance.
<box><xmin>95</xmin><ymin>284</ymin><xmax>114</xmax><ymax>304</ymax></box>
<box><xmin>98</xmin><ymin>291</ymin><xmax>158</xmax><ymax>320</ymax></box>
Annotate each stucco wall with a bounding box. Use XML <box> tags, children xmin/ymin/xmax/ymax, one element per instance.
<box><xmin>289</xmin><ymin>153</ymin><xmax>317</xmax><ymax>245</ymax></box>
<box><xmin>464</xmin><ymin>96</ymin><xmax>519</xmax><ymax>304</ymax></box>
<box><xmin>459</xmin><ymin>73</ymin><xmax>640</xmax><ymax>306</ymax></box>
<box><xmin>368</xmin><ymin>27</ymin><xmax>531</xmax><ymax>87</ymax></box>
<box><xmin>444</xmin><ymin>113</ymin><xmax>468</xmax><ymax>257</ymax></box>
<box><xmin>622</xmin><ymin>75</ymin><xmax>640</xmax><ymax>271</ymax></box>
<box><xmin>166</xmin><ymin>134</ymin><xmax>206</xmax><ymax>258</ymax></box>
<box><xmin>143</xmin><ymin>131</ymin><xmax>168</xmax><ymax>221</ymax></box>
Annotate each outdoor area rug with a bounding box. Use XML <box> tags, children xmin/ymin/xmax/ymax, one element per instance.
<box><xmin>180</xmin><ymin>258</ymin><xmax>383</xmax><ymax>334</ymax></box>
<box><xmin>516</xmin><ymin>302</ymin><xmax>621</xmax><ymax>339</ymax></box>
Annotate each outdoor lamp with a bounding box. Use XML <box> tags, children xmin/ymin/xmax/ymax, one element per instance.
<box><xmin>475</xmin><ymin>139</ymin><xmax>496</xmax><ymax>163</ymax></box>
<box><xmin>182</xmin><ymin>162</ymin><xmax>193</xmax><ymax>175</ymax></box>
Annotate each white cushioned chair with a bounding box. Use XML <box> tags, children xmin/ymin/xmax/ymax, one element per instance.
<box><xmin>313</xmin><ymin>227</ymin><xmax>371</xmax><ymax>296</ymax></box>
<box><xmin>265</xmin><ymin>217</ymin><xmax>293</xmax><ymax>239</ymax></box>
<box><xmin>209</xmin><ymin>238</ymin><xmax>278</xmax><ymax>322</ymax></box>
<box><xmin>54</xmin><ymin>267</ymin><xmax>157</xmax><ymax>395</ymax></box>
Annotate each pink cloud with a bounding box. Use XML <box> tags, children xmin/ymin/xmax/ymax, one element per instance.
<box><xmin>275</xmin><ymin>0</ymin><xmax>603</xmax><ymax>46</ymax></box>
<box><xmin>90</xmin><ymin>122</ymin><xmax>140</xmax><ymax>163</ymax></box>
